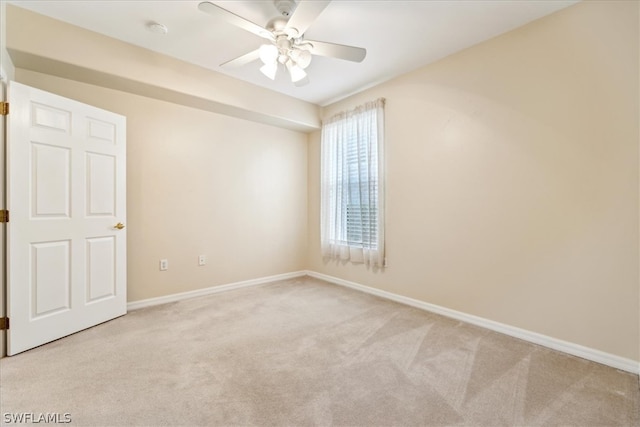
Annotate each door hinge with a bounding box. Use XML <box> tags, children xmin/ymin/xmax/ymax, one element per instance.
<box><xmin>0</xmin><ymin>210</ymin><xmax>8</xmax><ymax>223</ymax></box>
<box><xmin>0</xmin><ymin>102</ymin><xmax>8</xmax><ymax>116</ymax></box>
<box><xmin>0</xmin><ymin>317</ymin><xmax>9</xmax><ymax>330</ymax></box>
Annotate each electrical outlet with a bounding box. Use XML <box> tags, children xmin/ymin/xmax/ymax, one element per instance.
<box><xmin>159</xmin><ymin>259</ymin><xmax>168</xmax><ymax>271</ymax></box>
<box><xmin>198</xmin><ymin>255</ymin><xmax>206</xmax><ymax>266</ymax></box>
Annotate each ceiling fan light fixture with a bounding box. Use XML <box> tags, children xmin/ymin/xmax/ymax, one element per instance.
<box><xmin>260</xmin><ymin>62</ymin><xmax>278</xmax><ymax>80</ymax></box>
<box><xmin>286</xmin><ymin>61</ymin><xmax>307</xmax><ymax>83</ymax></box>
<box><xmin>259</xmin><ymin>44</ymin><xmax>279</xmax><ymax>65</ymax></box>
<box><xmin>293</xmin><ymin>49</ymin><xmax>312</xmax><ymax>69</ymax></box>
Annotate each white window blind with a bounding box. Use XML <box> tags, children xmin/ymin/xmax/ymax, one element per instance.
<box><xmin>320</xmin><ymin>98</ymin><xmax>385</xmax><ymax>266</ymax></box>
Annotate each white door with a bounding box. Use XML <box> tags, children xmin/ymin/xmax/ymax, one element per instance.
<box><xmin>7</xmin><ymin>81</ymin><xmax>127</xmax><ymax>355</ymax></box>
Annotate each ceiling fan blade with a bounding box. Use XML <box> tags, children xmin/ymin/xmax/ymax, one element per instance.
<box><xmin>285</xmin><ymin>0</ymin><xmax>331</xmax><ymax>38</ymax></box>
<box><xmin>198</xmin><ymin>2</ymin><xmax>273</xmax><ymax>41</ymax></box>
<box><xmin>306</xmin><ymin>40</ymin><xmax>366</xmax><ymax>62</ymax></box>
<box><xmin>220</xmin><ymin>49</ymin><xmax>261</xmax><ymax>68</ymax></box>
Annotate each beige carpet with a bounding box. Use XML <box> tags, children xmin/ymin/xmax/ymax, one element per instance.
<box><xmin>1</xmin><ymin>276</ymin><xmax>638</xmax><ymax>426</ymax></box>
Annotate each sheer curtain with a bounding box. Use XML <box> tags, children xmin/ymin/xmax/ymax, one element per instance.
<box><xmin>320</xmin><ymin>98</ymin><xmax>385</xmax><ymax>267</ymax></box>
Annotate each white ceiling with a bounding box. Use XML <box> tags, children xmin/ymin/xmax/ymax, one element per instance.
<box><xmin>8</xmin><ymin>0</ymin><xmax>579</xmax><ymax>106</ymax></box>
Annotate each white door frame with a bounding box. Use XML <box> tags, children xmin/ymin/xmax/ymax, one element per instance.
<box><xmin>1</xmin><ymin>66</ymin><xmax>7</xmax><ymax>358</ymax></box>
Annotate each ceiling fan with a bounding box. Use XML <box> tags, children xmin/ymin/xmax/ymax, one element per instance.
<box><xmin>198</xmin><ymin>0</ymin><xmax>366</xmax><ymax>86</ymax></box>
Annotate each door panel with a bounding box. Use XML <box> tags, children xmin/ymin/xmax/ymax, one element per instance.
<box><xmin>31</xmin><ymin>240</ymin><xmax>71</xmax><ymax>318</ymax></box>
<box><xmin>31</xmin><ymin>102</ymin><xmax>71</xmax><ymax>132</ymax></box>
<box><xmin>86</xmin><ymin>152</ymin><xmax>116</xmax><ymax>216</ymax></box>
<box><xmin>8</xmin><ymin>81</ymin><xmax>127</xmax><ymax>355</ymax></box>
<box><xmin>87</xmin><ymin>117</ymin><xmax>116</xmax><ymax>143</ymax></box>
<box><xmin>31</xmin><ymin>143</ymin><xmax>71</xmax><ymax>218</ymax></box>
<box><xmin>86</xmin><ymin>236</ymin><xmax>116</xmax><ymax>303</ymax></box>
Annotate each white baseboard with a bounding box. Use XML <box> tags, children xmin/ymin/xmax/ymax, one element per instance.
<box><xmin>306</xmin><ymin>271</ymin><xmax>640</xmax><ymax>375</ymax></box>
<box><xmin>127</xmin><ymin>271</ymin><xmax>307</xmax><ymax>311</ymax></box>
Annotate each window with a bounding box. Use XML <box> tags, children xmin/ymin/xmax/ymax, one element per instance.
<box><xmin>320</xmin><ymin>98</ymin><xmax>385</xmax><ymax>267</ymax></box>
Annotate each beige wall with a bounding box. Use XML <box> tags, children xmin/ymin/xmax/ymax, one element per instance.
<box><xmin>16</xmin><ymin>69</ymin><xmax>308</xmax><ymax>302</ymax></box>
<box><xmin>1</xmin><ymin>2</ymin><xmax>15</xmax><ymax>79</ymax></box>
<box><xmin>308</xmin><ymin>0</ymin><xmax>639</xmax><ymax>361</ymax></box>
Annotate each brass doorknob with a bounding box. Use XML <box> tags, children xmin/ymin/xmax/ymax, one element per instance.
<box><xmin>114</xmin><ymin>222</ymin><xmax>125</xmax><ymax>230</ymax></box>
